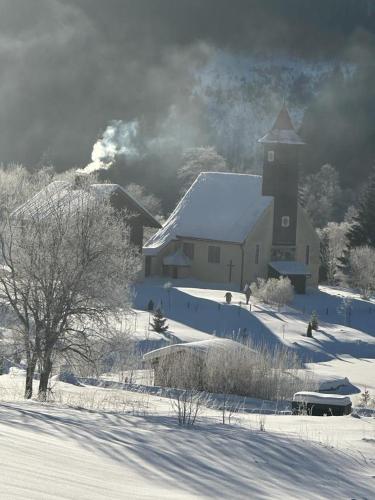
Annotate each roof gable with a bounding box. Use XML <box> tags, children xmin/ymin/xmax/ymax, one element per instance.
<box><xmin>144</xmin><ymin>172</ymin><xmax>273</xmax><ymax>254</ymax></box>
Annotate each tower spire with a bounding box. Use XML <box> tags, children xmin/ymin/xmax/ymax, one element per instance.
<box><xmin>258</xmin><ymin>105</ymin><xmax>305</xmax><ymax>145</ymax></box>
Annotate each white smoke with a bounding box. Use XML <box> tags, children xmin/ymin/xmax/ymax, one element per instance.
<box><xmin>81</xmin><ymin>120</ymin><xmax>139</xmax><ymax>173</ymax></box>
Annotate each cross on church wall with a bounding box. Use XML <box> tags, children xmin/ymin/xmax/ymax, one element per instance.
<box><xmin>227</xmin><ymin>259</ymin><xmax>235</xmax><ymax>282</ymax></box>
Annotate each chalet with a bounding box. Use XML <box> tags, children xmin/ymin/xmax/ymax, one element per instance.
<box><xmin>13</xmin><ymin>177</ymin><xmax>161</xmax><ymax>251</ymax></box>
<box><xmin>143</xmin><ymin>106</ymin><xmax>319</xmax><ymax>293</ymax></box>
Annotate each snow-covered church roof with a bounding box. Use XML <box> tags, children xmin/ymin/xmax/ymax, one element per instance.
<box><xmin>144</xmin><ymin>172</ymin><xmax>273</xmax><ymax>255</ymax></box>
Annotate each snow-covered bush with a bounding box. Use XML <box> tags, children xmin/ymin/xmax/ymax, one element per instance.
<box><xmin>250</xmin><ymin>277</ymin><xmax>294</xmax><ymax>310</ymax></box>
<box><xmin>169</xmin><ymin>390</ymin><xmax>207</xmax><ymax>426</ymax></box>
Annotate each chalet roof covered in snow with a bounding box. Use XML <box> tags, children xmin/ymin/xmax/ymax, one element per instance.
<box><xmin>258</xmin><ymin>105</ymin><xmax>305</xmax><ymax>145</ymax></box>
<box><xmin>143</xmin><ymin>338</ymin><xmax>256</xmax><ymax>362</ymax></box>
<box><xmin>12</xmin><ymin>180</ymin><xmax>161</xmax><ymax>228</ymax></box>
<box><xmin>293</xmin><ymin>391</ymin><xmax>352</xmax><ymax>407</ymax></box>
<box><xmin>144</xmin><ymin>172</ymin><xmax>273</xmax><ymax>255</ymax></box>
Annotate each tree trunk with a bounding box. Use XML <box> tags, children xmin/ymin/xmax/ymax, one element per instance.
<box><xmin>25</xmin><ymin>355</ymin><xmax>36</xmax><ymax>399</ymax></box>
<box><xmin>38</xmin><ymin>356</ymin><xmax>53</xmax><ymax>401</ymax></box>
<box><xmin>25</xmin><ymin>361</ymin><xmax>36</xmax><ymax>399</ymax></box>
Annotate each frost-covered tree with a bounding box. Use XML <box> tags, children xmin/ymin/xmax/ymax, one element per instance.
<box><xmin>318</xmin><ymin>221</ymin><xmax>350</xmax><ymax>284</ymax></box>
<box><xmin>125</xmin><ymin>183</ymin><xmax>162</xmax><ymax>217</ymax></box>
<box><xmin>346</xmin><ymin>169</ymin><xmax>375</xmax><ymax>249</ymax></box>
<box><xmin>0</xmin><ymin>179</ymin><xmax>139</xmax><ymax>399</ymax></box>
<box><xmin>0</xmin><ymin>164</ymin><xmax>55</xmax><ymax>216</ymax></box>
<box><xmin>300</xmin><ymin>164</ymin><xmax>342</xmax><ymax>228</ymax></box>
<box><xmin>345</xmin><ymin>246</ymin><xmax>375</xmax><ymax>299</ymax></box>
<box><xmin>178</xmin><ymin>147</ymin><xmax>227</xmax><ymax>192</ymax></box>
<box><xmin>310</xmin><ymin>311</ymin><xmax>319</xmax><ymax>331</ymax></box>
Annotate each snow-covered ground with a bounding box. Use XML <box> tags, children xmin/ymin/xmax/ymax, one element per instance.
<box><xmin>133</xmin><ymin>279</ymin><xmax>375</xmax><ymax>392</ymax></box>
<box><xmin>0</xmin><ymin>373</ymin><xmax>374</xmax><ymax>499</ymax></box>
<box><xmin>1</xmin><ymin>280</ymin><xmax>374</xmax><ymax>498</ymax></box>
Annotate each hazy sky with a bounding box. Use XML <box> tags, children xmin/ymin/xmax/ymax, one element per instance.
<box><xmin>0</xmin><ymin>0</ymin><xmax>373</xmax><ymax>169</ymax></box>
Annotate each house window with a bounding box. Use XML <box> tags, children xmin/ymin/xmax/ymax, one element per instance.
<box><xmin>305</xmin><ymin>245</ymin><xmax>310</xmax><ymax>265</ymax></box>
<box><xmin>183</xmin><ymin>242</ymin><xmax>194</xmax><ymax>260</ymax></box>
<box><xmin>267</xmin><ymin>150</ymin><xmax>275</xmax><ymax>162</ymax></box>
<box><xmin>208</xmin><ymin>245</ymin><xmax>220</xmax><ymax>263</ymax></box>
<box><xmin>255</xmin><ymin>244</ymin><xmax>260</xmax><ymax>265</ymax></box>
<box><xmin>281</xmin><ymin>216</ymin><xmax>290</xmax><ymax>228</ymax></box>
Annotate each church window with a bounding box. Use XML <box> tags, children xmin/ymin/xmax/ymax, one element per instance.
<box><xmin>267</xmin><ymin>150</ymin><xmax>275</xmax><ymax>162</ymax></box>
<box><xmin>183</xmin><ymin>242</ymin><xmax>194</xmax><ymax>260</ymax></box>
<box><xmin>255</xmin><ymin>244</ymin><xmax>260</xmax><ymax>265</ymax></box>
<box><xmin>281</xmin><ymin>216</ymin><xmax>290</xmax><ymax>228</ymax></box>
<box><xmin>208</xmin><ymin>245</ymin><xmax>220</xmax><ymax>263</ymax></box>
<box><xmin>305</xmin><ymin>245</ymin><xmax>310</xmax><ymax>265</ymax></box>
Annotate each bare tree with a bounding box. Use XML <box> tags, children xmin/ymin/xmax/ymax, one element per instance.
<box><xmin>0</xmin><ymin>182</ymin><xmax>140</xmax><ymax>399</ymax></box>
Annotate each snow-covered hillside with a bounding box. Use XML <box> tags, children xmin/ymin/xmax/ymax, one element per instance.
<box><xmin>1</xmin><ymin>280</ymin><xmax>374</xmax><ymax>499</ymax></box>
<box><xmin>134</xmin><ymin>280</ymin><xmax>375</xmax><ymax>391</ymax></box>
<box><xmin>0</xmin><ymin>381</ymin><xmax>374</xmax><ymax>500</ymax></box>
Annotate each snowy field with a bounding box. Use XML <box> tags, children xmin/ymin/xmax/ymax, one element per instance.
<box><xmin>133</xmin><ymin>279</ymin><xmax>375</xmax><ymax>392</ymax></box>
<box><xmin>1</xmin><ymin>279</ymin><xmax>374</xmax><ymax>498</ymax></box>
<box><xmin>0</xmin><ymin>373</ymin><xmax>374</xmax><ymax>500</ymax></box>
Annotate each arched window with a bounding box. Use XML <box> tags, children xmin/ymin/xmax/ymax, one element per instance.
<box><xmin>267</xmin><ymin>150</ymin><xmax>275</xmax><ymax>162</ymax></box>
<box><xmin>281</xmin><ymin>216</ymin><xmax>290</xmax><ymax>228</ymax></box>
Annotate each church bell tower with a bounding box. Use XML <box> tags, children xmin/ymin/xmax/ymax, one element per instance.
<box><xmin>258</xmin><ymin>105</ymin><xmax>305</xmax><ymax>258</ymax></box>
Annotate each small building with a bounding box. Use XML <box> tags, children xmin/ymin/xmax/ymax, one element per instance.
<box><xmin>144</xmin><ymin>338</ymin><xmax>256</xmax><ymax>391</ymax></box>
<box><xmin>292</xmin><ymin>391</ymin><xmax>352</xmax><ymax>416</ymax></box>
<box><xmin>143</xmin><ymin>106</ymin><xmax>319</xmax><ymax>292</ymax></box>
<box><xmin>13</xmin><ymin>178</ymin><xmax>161</xmax><ymax>251</ymax></box>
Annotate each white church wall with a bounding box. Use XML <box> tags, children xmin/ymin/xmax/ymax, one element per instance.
<box><xmin>242</xmin><ymin>204</ymin><xmax>274</xmax><ymax>286</ymax></box>
<box><xmin>180</xmin><ymin>238</ymin><xmax>242</xmax><ymax>285</ymax></box>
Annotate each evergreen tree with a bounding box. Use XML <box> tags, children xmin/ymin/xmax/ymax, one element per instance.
<box><xmin>346</xmin><ymin>169</ymin><xmax>375</xmax><ymax>248</ymax></box>
<box><xmin>150</xmin><ymin>308</ymin><xmax>169</xmax><ymax>333</ymax></box>
<box><xmin>306</xmin><ymin>322</ymin><xmax>313</xmax><ymax>338</ymax></box>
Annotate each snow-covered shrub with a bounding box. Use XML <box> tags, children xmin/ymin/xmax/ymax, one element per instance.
<box><xmin>250</xmin><ymin>277</ymin><xmax>294</xmax><ymax>310</ymax></box>
<box><xmin>358</xmin><ymin>389</ymin><xmax>372</xmax><ymax>408</ymax></box>
<box><xmin>169</xmin><ymin>390</ymin><xmax>207</xmax><ymax>426</ymax></box>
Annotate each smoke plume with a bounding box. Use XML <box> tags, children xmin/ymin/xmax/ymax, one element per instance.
<box><xmin>82</xmin><ymin>121</ymin><xmax>140</xmax><ymax>173</ymax></box>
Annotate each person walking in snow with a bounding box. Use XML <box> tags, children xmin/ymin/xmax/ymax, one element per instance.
<box><xmin>225</xmin><ymin>291</ymin><xmax>232</xmax><ymax>304</ymax></box>
<box><xmin>243</xmin><ymin>284</ymin><xmax>251</xmax><ymax>305</ymax></box>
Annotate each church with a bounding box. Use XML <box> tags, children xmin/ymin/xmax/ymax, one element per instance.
<box><xmin>143</xmin><ymin>106</ymin><xmax>320</xmax><ymax>293</ymax></box>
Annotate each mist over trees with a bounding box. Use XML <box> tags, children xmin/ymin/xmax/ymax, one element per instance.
<box><xmin>0</xmin><ymin>0</ymin><xmax>374</xmax><ymax>203</ymax></box>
